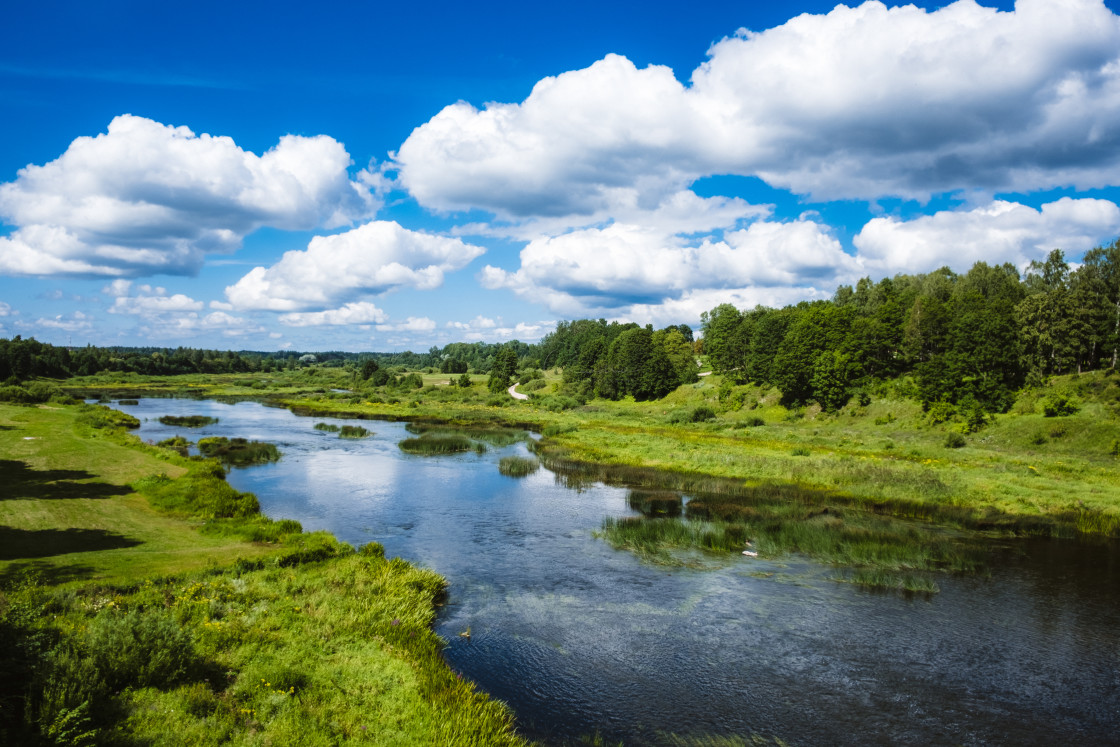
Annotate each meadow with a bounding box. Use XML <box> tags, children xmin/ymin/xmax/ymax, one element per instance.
<box><xmin>0</xmin><ymin>402</ymin><xmax>526</xmax><ymax>745</ymax></box>
<box><xmin>55</xmin><ymin>364</ymin><xmax>1120</xmax><ymax>587</ymax></box>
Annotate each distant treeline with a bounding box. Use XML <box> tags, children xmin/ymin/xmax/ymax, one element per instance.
<box><xmin>3</xmin><ymin>239</ymin><xmax>1117</xmax><ymax>415</ymax></box>
<box><xmin>0</xmin><ymin>338</ymin><xmax>541</xmax><ymax>383</ymax></box>
<box><xmin>699</xmin><ymin>243</ymin><xmax>1120</xmax><ymax>413</ymax></box>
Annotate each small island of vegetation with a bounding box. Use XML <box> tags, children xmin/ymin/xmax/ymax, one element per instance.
<box><xmin>158</xmin><ymin>415</ymin><xmax>218</xmax><ymax>427</ymax></box>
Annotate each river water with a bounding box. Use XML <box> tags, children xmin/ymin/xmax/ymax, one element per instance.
<box><xmin>127</xmin><ymin>398</ymin><xmax>1120</xmax><ymax>745</ymax></box>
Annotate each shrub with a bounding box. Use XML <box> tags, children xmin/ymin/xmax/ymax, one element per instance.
<box><xmin>85</xmin><ymin>607</ymin><xmax>199</xmax><ymax>690</ymax></box>
<box><xmin>944</xmin><ymin>432</ymin><xmax>967</xmax><ymax>449</ymax></box>
<box><xmin>927</xmin><ymin>401</ymin><xmax>956</xmax><ymax>425</ymax></box>
<box><xmin>1041</xmin><ymin>394</ymin><xmax>1079</xmax><ymax>417</ymax></box>
<box><xmin>791</xmin><ymin>446</ymin><xmax>810</xmax><ymax>456</ymax></box>
<box><xmin>157</xmin><ymin>436</ymin><xmax>191</xmax><ymax>457</ymax></box>
<box><xmin>457</xmin><ymin>372</ymin><xmax>472</xmax><ymax>388</ymax></box>
<box><xmin>744</xmin><ymin>415</ymin><xmax>765</xmax><ymax>427</ymax></box>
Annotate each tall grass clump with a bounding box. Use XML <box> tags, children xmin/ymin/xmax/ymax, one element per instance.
<box><xmin>498</xmin><ymin>456</ymin><xmax>540</xmax><ymax>477</ymax></box>
<box><xmin>197</xmin><ymin>437</ymin><xmax>280</xmax><ymax>466</ymax></box>
<box><xmin>399</xmin><ymin>432</ymin><xmax>476</xmax><ymax>455</ymax></box>
<box><xmin>157</xmin><ymin>435</ymin><xmax>190</xmax><ymax>457</ymax></box>
<box><xmin>313</xmin><ymin>422</ymin><xmax>340</xmax><ymax>432</ymax></box>
<box><xmin>158</xmin><ymin>415</ymin><xmax>218</xmax><ymax>427</ymax></box>
<box><xmin>339</xmin><ymin>425</ymin><xmax>371</xmax><ymax>439</ymax></box>
<box><xmin>626</xmin><ymin>490</ymin><xmax>683</xmax><ymax>517</ymax></box>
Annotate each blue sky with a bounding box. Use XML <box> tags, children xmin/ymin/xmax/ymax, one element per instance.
<box><xmin>3</xmin><ymin>0</ymin><xmax>1120</xmax><ymax>352</ymax></box>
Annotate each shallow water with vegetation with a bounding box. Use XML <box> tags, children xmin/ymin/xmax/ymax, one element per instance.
<box><xmin>125</xmin><ymin>398</ymin><xmax>1120</xmax><ymax>745</ymax></box>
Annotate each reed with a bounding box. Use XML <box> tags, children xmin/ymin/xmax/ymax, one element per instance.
<box><xmin>196</xmin><ymin>436</ymin><xmax>280</xmax><ymax>466</ymax></box>
<box><xmin>498</xmin><ymin>456</ymin><xmax>540</xmax><ymax>477</ymax></box>
<box><xmin>313</xmin><ymin>422</ymin><xmax>340</xmax><ymax>432</ymax></box>
<box><xmin>158</xmin><ymin>415</ymin><xmax>218</xmax><ymax>427</ymax></box>
<box><xmin>399</xmin><ymin>432</ymin><xmax>476</xmax><ymax>455</ymax></box>
<box><xmin>339</xmin><ymin>425</ymin><xmax>371</xmax><ymax>439</ymax></box>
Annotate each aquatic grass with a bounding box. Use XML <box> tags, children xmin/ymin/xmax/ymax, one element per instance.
<box><xmin>399</xmin><ymin>432</ymin><xmax>476</xmax><ymax>455</ymax></box>
<box><xmin>338</xmin><ymin>425</ymin><xmax>371</xmax><ymax>439</ymax></box>
<box><xmin>626</xmin><ymin>490</ymin><xmax>683</xmax><ymax>517</ymax></box>
<box><xmin>498</xmin><ymin>456</ymin><xmax>540</xmax><ymax>477</ymax></box>
<box><xmin>157</xmin><ymin>435</ymin><xmax>191</xmax><ymax>457</ymax></box>
<box><xmin>312</xmin><ymin>422</ymin><xmax>340</xmax><ymax>432</ymax></box>
<box><xmin>197</xmin><ymin>437</ymin><xmax>280</xmax><ymax>466</ymax></box>
<box><xmin>158</xmin><ymin>415</ymin><xmax>218</xmax><ymax>427</ymax></box>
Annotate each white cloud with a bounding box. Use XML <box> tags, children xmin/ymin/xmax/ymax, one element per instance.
<box><xmin>481</xmin><ymin>219</ymin><xmax>857</xmax><ymax>316</ymax></box>
<box><xmin>854</xmin><ymin>197</ymin><xmax>1120</xmax><ymax>275</ymax></box>
<box><xmin>225</xmin><ymin>220</ymin><xmax>486</xmax><ymax>311</ymax></box>
<box><xmin>279</xmin><ymin>301</ymin><xmax>389</xmax><ymax>327</ymax></box>
<box><xmin>0</xmin><ymin>302</ymin><xmax>12</xmax><ymax>317</ymax></box>
<box><xmin>375</xmin><ymin>316</ymin><xmax>437</xmax><ymax>333</ymax></box>
<box><xmin>107</xmin><ymin>284</ymin><xmax>204</xmax><ymax>315</ymax></box>
<box><xmin>395</xmin><ymin>0</ymin><xmax>1120</xmax><ymax>214</ymax></box>
<box><xmin>20</xmin><ymin>311</ymin><xmax>94</xmax><ymax>333</ymax></box>
<box><xmin>0</xmin><ymin>114</ymin><xmax>379</xmax><ymax>277</ymax></box>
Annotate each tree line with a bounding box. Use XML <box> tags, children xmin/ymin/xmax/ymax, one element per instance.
<box><xmin>699</xmin><ymin>241</ymin><xmax>1120</xmax><ymax>414</ymax></box>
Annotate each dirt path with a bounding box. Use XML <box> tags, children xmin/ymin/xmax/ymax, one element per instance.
<box><xmin>508</xmin><ymin>383</ymin><xmax>529</xmax><ymax>400</ymax></box>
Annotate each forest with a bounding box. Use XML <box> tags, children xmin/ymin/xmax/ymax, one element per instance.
<box><xmin>2</xmin><ymin>241</ymin><xmax>1118</xmax><ymax>421</ymax></box>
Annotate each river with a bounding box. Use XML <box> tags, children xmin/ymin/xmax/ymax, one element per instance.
<box><xmin>127</xmin><ymin>398</ymin><xmax>1120</xmax><ymax>745</ymax></box>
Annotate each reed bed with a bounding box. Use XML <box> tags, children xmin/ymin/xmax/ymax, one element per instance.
<box><xmin>196</xmin><ymin>436</ymin><xmax>281</xmax><ymax>466</ymax></box>
<box><xmin>158</xmin><ymin>415</ymin><xmax>218</xmax><ymax>427</ymax></box>
<box><xmin>339</xmin><ymin>424</ymin><xmax>371</xmax><ymax>439</ymax></box>
<box><xmin>498</xmin><ymin>456</ymin><xmax>540</xmax><ymax>477</ymax></box>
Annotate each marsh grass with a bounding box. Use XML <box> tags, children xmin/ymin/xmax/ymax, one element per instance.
<box><xmin>158</xmin><ymin>415</ymin><xmax>218</xmax><ymax>427</ymax></box>
<box><xmin>498</xmin><ymin>456</ymin><xmax>540</xmax><ymax>477</ymax></box>
<box><xmin>338</xmin><ymin>425</ymin><xmax>371</xmax><ymax>439</ymax></box>
<box><xmin>157</xmin><ymin>435</ymin><xmax>190</xmax><ymax>457</ymax></box>
<box><xmin>626</xmin><ymin>490</ymin><xmax>683</xmax><ymax>517</ymax></box>
<box><xmin>399</xmin><ymin>432</ymin><xmax>477</xmax><ymax>455</ymax></box>
<box><xmin>312</xmin><ymin>422</ymin><xmax>340</xmax><ymax>432</ymax></box>
<box><xmin>196</xmin><ymin>437</ymin><xmax>280</xmax><ymax>466</ymax></box>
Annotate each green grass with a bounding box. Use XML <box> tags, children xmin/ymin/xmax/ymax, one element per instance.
<box><xmin>498</xmin><ymin>456</ymin><xmax>540</xmax><ymax>477</ymax></box>
<box><xmin>197</xmin><ymin>437</ymin><xmax>281</xmax><ymax>466</ymax></box>
<box><xmin>313</xmin><ymin>422</ymin><xmax>341</xmax><ymax>432</ymax></box>
<box><xmin>158</xmin><ymin>415</ymin><xmax>218</xmax><ymax>427</ymax></box>
<box><xmin>59</xmin><ymin>367</ymin><xmax>1120</xmax><ymax>541</ymax></box>
<box><xmin>338</xmin><ymin>424</ymin><xmax>371</xmax><ymax>439</ymax></box>
<box><xmin>0</xmin><ymin>402</ymin><xmax>528</xmax><ymax>745</ymax></box>
<box><xmin>399</xmin><ymin>432</ymin><xmax>477</xmax><ymax>455</ymax></box>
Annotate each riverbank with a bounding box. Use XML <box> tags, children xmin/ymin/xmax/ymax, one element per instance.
<box><xmin>60</xmin><ymin>367</ymin><xmax>1120</xmax><ymax>538</ymax></box>
<box><xmin>0</xmin><ymin>402</ymin><xmax>526</xmax><ymax>745</ymax></box>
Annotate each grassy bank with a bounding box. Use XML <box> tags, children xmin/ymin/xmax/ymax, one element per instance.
<box><xmin>0</xmin><ymin>402</ymin><xmax>526</xmax><ymax>745</ymax></box>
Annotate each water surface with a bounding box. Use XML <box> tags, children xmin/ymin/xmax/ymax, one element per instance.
<box><xmin>129</xmin><ymin>399</ymin><xmax>1120</xmax><ymax>745</ymax></box>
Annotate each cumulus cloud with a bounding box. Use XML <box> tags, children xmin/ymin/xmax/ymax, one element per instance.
<box><xmin>0</xmin><ymin>114</ymin><xmax>379</xmax><ymax>277</ymax></box>
<box><xmin>20</xmin><ymin>311</ymin><xmax>94</xmax><ymax>334</ymax></box>
<box><xmin>375</xmin><ymin>317</ymin><xmax>437</xmax><ymax>333</ymax></box>
<box><xmin>0</xmin><ymin>302</ymin><xmax>12</xmax><ymax>317</ymax></box>
<box><xmin>442</xmin><ymin>315</ymin><xmax>553</xmax><ymax>343</ymax></box>
<box><xmin>480</xmin><ymin>219</ymin><xmax>857</xmax><ymax>316</ymax></box>
<box><xmin>225</xmin><ymin>220</ymin><xmax>486</xmax><ymax>311</ymax></box>
<box><xmin>279</xmin><ymin>301</ymin><xmax>389</xmax><ymax>327</ymax></box>
<box><xmin>99</xmin><ymin>281</ymin><xmax>263</xmax><ymax>338</ymax></box>
<box><xmin>854</xmin><ymin>197</ymin><xmax>1120</xmax><ymax>275</ymax></box>
<box><xmin>395</xmin><ymin>0</ymin><xmax>1120</xmax><ymax>214</ymax></box>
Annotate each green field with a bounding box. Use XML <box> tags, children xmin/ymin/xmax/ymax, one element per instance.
<box><xmin>0</xmin><ymin>403</ymin><xmax>525</xmax><ymax>745</ymax></box>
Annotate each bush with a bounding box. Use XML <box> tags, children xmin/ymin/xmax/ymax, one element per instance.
<box><xmin>1041</xmin><ymin>394</ymin><xmax>1079</xmax><ymax>417</ymax></box>
<box><xmin>744</xmin><ymin>416</ymin><xmax>765</xmax><ymax>427</ymax></box>
<box><xmin>85</xmin><ymin>607</ymin><xmax>199</xmax><ymax>690</ymax></box>
<box><xmin>927</xmin><ymin>401</ymin><xmax>956</xmax><ymax>425</ymax></box>
<box><xmin>944</xmin><ymin>432</ymin><xmax>967</xmax><ymax>449</ymax></box>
